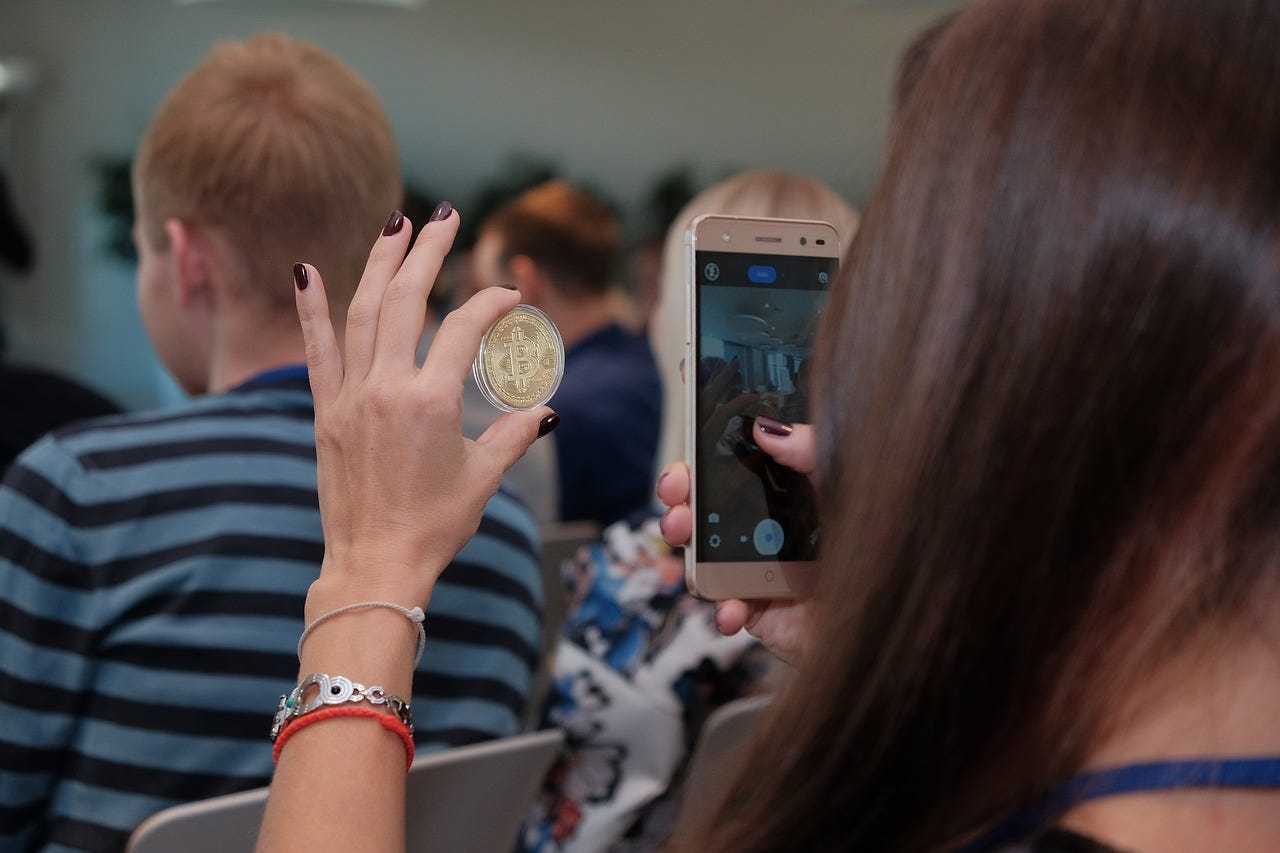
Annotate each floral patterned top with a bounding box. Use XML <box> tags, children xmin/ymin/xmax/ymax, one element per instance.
<box><xmin>519</xmin><ymin>515</ymin><xmax>768</xmax><ymax>851</ymax></box>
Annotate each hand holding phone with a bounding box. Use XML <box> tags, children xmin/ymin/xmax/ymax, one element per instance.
<box><xmin>684</xmin><ymin>216</ymin><xmax>838</xmax><ymax>600</ymax></box>
<box><xmin>657</xmin><ymin>423</ymin><xmax>816</xmax><ymax>666</ymax></box>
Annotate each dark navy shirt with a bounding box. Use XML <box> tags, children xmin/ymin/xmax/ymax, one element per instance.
<box><xmin>552</xmin><ymin>323</ymin><xmax>661</xmax><ymax>525</ymax></box>
<box><xmin>0</xmin><ymin>365</ymin><xmax>121</xmax><ymax>475</ymax></box>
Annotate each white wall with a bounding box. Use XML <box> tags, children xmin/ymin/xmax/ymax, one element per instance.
<box><xmin>0</xmin><ymin>0</ymin><xmax>958</xmax><ymax>409</ymax></box>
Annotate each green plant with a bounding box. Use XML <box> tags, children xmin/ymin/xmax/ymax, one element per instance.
<box><xmin>94</xmin><ymin>156</ymin><xmax>136</xmax><ymax>263</ymax></box>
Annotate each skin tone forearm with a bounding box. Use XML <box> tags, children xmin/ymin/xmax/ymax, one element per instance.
<box><xmin>258</xmin><ymin>595</ymin><xmax>420</xmax><ymax>851</ymax></box>
<box><xmin>655</xmin><ymin>423</ymin><xmax>819</xmax><ymax>668</ymax></box>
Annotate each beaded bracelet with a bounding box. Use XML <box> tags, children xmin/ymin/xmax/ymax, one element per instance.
<box><xmin>272</xmin><ymin>705</ymin><xmax>414</xmax><ymax>770</ymax></box>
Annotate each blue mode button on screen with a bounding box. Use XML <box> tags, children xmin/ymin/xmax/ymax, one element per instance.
<box><xmin>747</xmin><ymin>264</ymin><xmax>778</xmax><ymax>284</ymax></box>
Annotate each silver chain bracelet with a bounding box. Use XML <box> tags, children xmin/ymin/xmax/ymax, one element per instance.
<box><xmin>270</xmin><ymin>672</ymin><xmax>414</xmax><ymax>743</ymax></box>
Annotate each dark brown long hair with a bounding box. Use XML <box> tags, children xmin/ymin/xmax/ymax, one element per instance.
<box><xmin>675</xmin><ymin>0</ymin><xmax>1280</xmax><ymax>849</ymax></box>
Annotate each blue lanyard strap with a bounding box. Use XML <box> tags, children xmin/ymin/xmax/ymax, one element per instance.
<box><xmin>233</xmin><ymin>364</ymin><xmax>310</xmax><ymax>391</ymax></box>
<box><xmin>958</xmin><ymin>756</ymin><xmax>1280</xmax><ymax>852</ymax></box>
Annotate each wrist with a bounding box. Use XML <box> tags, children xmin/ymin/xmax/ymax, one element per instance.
<box><xmin>295</xmin><ymin>607</ymin><xmax>417</xmax><ymax>698</ymax></box>
<box><xmin>305</xmin><ymin>554</ymin><xmax>442</xmax><ymax>622</ymax></box>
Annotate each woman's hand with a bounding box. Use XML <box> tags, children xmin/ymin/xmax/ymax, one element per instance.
<box><xmin>294</xmin><ymin>208</ymin><xmax>554</xmax><ymax>615</ymax></box>
<box><xmin>656</xmin><ymin>420</ymin><xmax>817</xmax><ymax>668</ymax></box>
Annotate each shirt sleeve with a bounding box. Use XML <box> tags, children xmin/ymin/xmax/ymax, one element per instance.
<box><xmin>0</xmin><ymin>435</ymin><xmax>101</xmax><ymax>849</ymax></box>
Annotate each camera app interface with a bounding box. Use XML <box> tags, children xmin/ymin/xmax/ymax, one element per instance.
<box><xmin>695</xmin><ymin>250</ymin><xmax>835</xmax><ymax>564</ymax></box>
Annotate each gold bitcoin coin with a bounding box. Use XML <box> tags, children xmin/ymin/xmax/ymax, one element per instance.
<box><xmin>473</xmin><ymin>305</ymin><xmax>564</xmax><ymax>412</ymax></box>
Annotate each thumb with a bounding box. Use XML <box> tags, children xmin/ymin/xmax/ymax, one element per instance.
<box><xmin>714</xmin><ymin>599</ymin><xmax>751</xmax><ymax>635</ymax></box>
<box><xmin>476</xmin><ymin>406</ymin><xmax>559</xmax><ymax>476</ymax></box>
<box><xmin>754</xmin><ymin>420</ymin><xmax>817</xmax><ymax>475</ymax></box>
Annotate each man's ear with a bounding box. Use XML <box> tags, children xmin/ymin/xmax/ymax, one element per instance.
<box><xmin>508</xmin><ymin>254</ymin><xmax>545</xmax><ymax>303</ymax></box>
<box><xmin>162</xmin><ymin>218</ymin><xmax>211</xmax><ymax>307</ymax></box>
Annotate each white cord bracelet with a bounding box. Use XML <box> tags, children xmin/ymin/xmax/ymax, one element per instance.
<box><xmin>297</xmin><ymin>601</ymin><xmax>427</xmax><ymax>666</ymax></box>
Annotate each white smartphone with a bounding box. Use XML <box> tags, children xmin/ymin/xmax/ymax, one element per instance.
<box><xmin>685</xmin><ymin>215</ymin><xmax>839</xmax><ymax>600</ymax></box>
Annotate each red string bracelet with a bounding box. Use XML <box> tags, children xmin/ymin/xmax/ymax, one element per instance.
<box><xmin>272</xmin><ymin>705</ymin><xmax>414</xmax><ymax>771</ymax></box>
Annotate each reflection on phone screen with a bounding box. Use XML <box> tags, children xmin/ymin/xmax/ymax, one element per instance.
<box><xmin>695</xmin><ymin>250</ymin><xmax>835</xmax><ymax>564</ymax></box>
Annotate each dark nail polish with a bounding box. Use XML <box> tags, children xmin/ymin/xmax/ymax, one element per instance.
<box><xmin>382</xmin><ymin>210</ymin><xmax>404</xmax><ymax>236</ymax></box>
<box><xmin>293</xmin><ymin>263</ymin><xmax>309</xmax><ymax>291</ymax></box>
<box><xmin>429</xmin><ymin>201</ymin><xmax>454</xmax><ymax>222</ymax></box>
<box><xmin>537</xmin><ymin>413</ymin><xmax>560</xmax><ymax>438</ymax></box>
<box><xmin>756</xmin><ymin>416</ymin><xmax>793</xmax><ymax>437</ymax></box>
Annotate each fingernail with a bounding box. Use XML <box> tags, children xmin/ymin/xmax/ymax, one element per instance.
<box><xmin>537</xmin><ymin>412</ymin><xmax>560</xmax><ymax>438</ymax></box>
<box><xmin>382</xmin><ymin>210</ymin><xmax>404</xmax><ymax>236</ymax></box>
<box><xmin>756</xmin><ymin>416</ymin><xmax>793</xmax><ymax>437</ymax></box>
<box><xmin>656</xmin><ymin>472</ymin><xmax>669</xmax><ymax>495</ymax></box>
<box><xmin>293</xmin><ymin>263</ymin><xmax>309</xmax><ymax>291</ymax></box>
<box><xmin>501</xmin><ymin>283</ymin><xmax>518</xmax><ymax>290</ymax></box>
<box><xmin>429</xmin><ymin>201</ymin><xmax>454</xmax><ymax>222</ymax></box>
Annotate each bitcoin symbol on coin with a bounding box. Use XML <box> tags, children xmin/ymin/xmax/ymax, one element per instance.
<box><xmin>501</xmin><ymin>327</ymin><xmax>540</xmax><ymax>392</ymax></box>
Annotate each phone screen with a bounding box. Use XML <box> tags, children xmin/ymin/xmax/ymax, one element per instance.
<box><xmin>694</xmin><ymin>249</ymin><xmax>836</xmax><ymax>565</ymax></box>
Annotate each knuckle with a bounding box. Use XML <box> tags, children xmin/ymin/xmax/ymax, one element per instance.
<box><xmin>345</xmin><ymin>300</ymin><xmax>378</xmax><ymax>331</ymax></box>
<box><xmin>364</xmin><ymin>383</ymin><xmax>401</xmax><ymax>417</ymax></box>
<box><xmin>419</xmin><ymin>384</ymin><xmax>461</xmax><ymax>419</ymax></box>
<box><xmin>303</xmin><ymin>336</ymin><xmax>330</xmax><ymax>367</ymax></box>
<box><xmin>471</xmin><ymin>455</ymin><xmax>504</xmax><ymax>495</ymax></box>
<box><xmin>313</xmin><ymin>420</ymin><xmax>339</xmax><ymax>450</ymax></box>
<box><xmin>294</xmin><ymin>297</ymin><xmax>318</xmax><ymax>322</ymax></box>
<box><xmin>382</xmin><ymin>278</ymin><xmax>416</xmax><ymax>305</ymax></box>
<box><xmin>437</xmin><ymin>309</ymin><xmax>471</xmax><ymax>336</ymax></box>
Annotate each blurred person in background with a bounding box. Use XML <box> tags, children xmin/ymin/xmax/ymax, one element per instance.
<box><xmin>0</xmin><ymin>35</ymin><xmax>542</xmax><ymax>852</ymax></box>
<box><xmin>473</xmin><ymin>181</ymin><xmax>662</xmax><ymax>526</ymax></box>
<box><xmin>0</xmin><ymin>89</ymin><xmax>121</xmax><ymax>471</ymax></box>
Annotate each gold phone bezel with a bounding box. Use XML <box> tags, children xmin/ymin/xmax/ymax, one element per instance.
<box><xmin>684</xmin><ymin>215</ymin><xmax>839</xmax><ymax>600</ymax></box>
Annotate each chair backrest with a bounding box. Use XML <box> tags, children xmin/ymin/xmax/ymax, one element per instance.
<box><xmin>523</xmin><ymin>520</ymin><xmax>602</xmax><ymax>729</ymax></box>
<box><xmin>678</xmin><ymin>695</ymin><xmax>773</xmax><ymax>819</ymax></box>
<box><xmin>537</xmin><ymin>519</ymin><xmax>603</xmax><ymax>645</ymax></box>
<box><xmin>125</xmin><ymin>728</ymin><xmax>564</xmax><ymax>853</ymax></box>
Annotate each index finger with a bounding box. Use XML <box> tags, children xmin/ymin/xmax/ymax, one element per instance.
<box><xmin>755</xmin><ymin>422</ymin><xmax>817</xmax><ymax>475</ymax></box>
<box><xmin>714</xmin><ymin>600</ymin><xmax>752</xmax><ymax>636</ymax></box>
<box><xmin>293</xmin><ymin>262</ymin><xmax>341</xmax><ymax>411</ymax></box>
<box><xmin>419</xmin><ymin>286</ymin><xmax>523</xmax><ymax>386</ymax></box>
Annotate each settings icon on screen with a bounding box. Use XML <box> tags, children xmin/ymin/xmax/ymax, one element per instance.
<box><xmin>708</xmin><ymin>534</ymin><xmax>722</xmax><ymax>549</ymax></box>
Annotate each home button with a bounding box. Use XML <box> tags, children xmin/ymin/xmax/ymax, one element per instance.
<box><xmin>764</xmin><ymin>570</ymin><xmax>776</xmax><ymax>582</ymax></box>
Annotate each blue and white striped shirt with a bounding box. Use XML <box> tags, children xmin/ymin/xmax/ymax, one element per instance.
<box><xmin>0</xmin><ymin>373</ymin><xmax>542</xmax><ymax>852</ymax></box>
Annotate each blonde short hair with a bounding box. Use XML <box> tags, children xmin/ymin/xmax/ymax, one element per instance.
<box><xmin>133</xmin><ymin>34</ymin><xmax>400</xmax><ymax>315</ymax></box>
<box><xmin>652</xmin><ymin>170</ymin><xmax>860</xmax><ymax>469</ymax></box>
